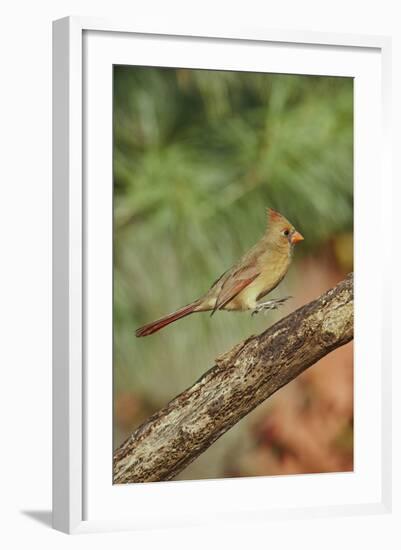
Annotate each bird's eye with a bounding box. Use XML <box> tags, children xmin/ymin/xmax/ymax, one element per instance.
<box><xmin>283</xmin><ymin>229</ymin><xmax>290</xmax><ymax>237</ymax></box>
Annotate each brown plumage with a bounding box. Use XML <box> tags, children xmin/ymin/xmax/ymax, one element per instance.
<box><xmin>136</xmin><ymin>208</ymin><xmax>303</xmax><ymax>337</ymax></box>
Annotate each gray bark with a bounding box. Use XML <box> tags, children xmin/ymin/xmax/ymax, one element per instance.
<box><xmin>114</xmin><ymin>273</ymin><xmax>353</xmax><ymax>484</ymax></box>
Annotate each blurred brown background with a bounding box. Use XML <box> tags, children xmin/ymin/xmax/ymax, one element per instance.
<box><xmin>113</xmin><ymin>67</ymin><xmax>353</xmax><ymax>480</ymax></box>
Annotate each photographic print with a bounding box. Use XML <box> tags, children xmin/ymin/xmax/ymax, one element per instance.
<box><xmin>112</xmin><ymin>66</ymin><xmax>353</xmax><ymax>483</ymax></box>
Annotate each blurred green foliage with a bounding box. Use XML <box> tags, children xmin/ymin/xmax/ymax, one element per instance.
<box><xmin>113</xmin><ymin>67</ymin><xmax>353</xmax><ymax>476</ymax></box>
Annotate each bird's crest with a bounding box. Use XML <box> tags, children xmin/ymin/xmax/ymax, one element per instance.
<box><xmin>267</xmin><ymin>207</ymin><xmax>286</xmax><ymax>225</ymax></box>
<box><xmin>266</xmin><ymin>207</ymin><xmax>293</xmax><ymax>234</ymax></box>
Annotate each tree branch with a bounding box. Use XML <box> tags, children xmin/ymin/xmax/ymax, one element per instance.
<box><xmin>114</xmin><ymin>273</ymin><xmax>353</xmax><ymax>484</ymax></box>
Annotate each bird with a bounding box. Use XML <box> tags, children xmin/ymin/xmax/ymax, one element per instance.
<box><xmin>136</xmin><ymin>208</ymin><xmax>304</xmax><ymax>337</ymax></box>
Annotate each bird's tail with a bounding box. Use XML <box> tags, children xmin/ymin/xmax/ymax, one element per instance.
<box><xmin>135</xmin><ymin>300</ymin><xmax>201</xmax><ymax>337</ymax></box>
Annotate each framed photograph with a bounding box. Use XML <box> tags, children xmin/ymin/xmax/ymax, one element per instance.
<box><xmin>52</xmin><ymin>17</ymin><xmax>391</xmax><ymax>534</ymax></box>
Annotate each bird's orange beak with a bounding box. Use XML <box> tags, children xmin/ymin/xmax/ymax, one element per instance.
<box><xmin>291</xmin><ymin>231</ymin><xmax>304</xmax><ymax>244</ymax></box>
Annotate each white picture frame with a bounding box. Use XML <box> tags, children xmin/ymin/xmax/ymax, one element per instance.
<box><xmin>52</xmin><ymin>16</ymin><xmax>392</xmax><ymax>534</ymax></box>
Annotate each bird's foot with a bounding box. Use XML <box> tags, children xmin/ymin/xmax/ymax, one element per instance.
<box><xmin>251</xmin><ymin>296</ymin><xmax>292</xmax><ymax>316</ymax></box>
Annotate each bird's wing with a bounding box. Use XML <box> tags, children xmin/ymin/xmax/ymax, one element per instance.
<box><xmin>211</xmin><ymin>264</ymin><xmax>260</xmax><ymax>315</ymax></box>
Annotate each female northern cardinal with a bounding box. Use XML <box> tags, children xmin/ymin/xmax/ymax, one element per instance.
<box><xmin>136</xmin><ymin>208</ymin><xmax>303</xmax><ymax>337</ymax></box>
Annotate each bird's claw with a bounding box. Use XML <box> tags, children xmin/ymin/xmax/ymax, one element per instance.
<box><xmin>251</xmin><ymin>296</ymin><xmax>292</xmax><ymax>316</ymax></box>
